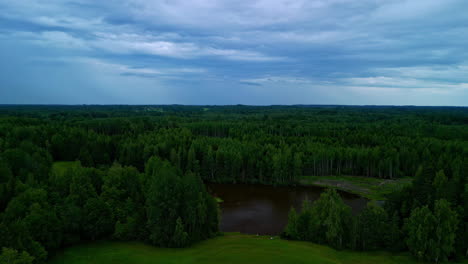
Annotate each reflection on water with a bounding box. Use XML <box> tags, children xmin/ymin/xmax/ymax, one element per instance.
<box><xmin>207</xmin><ymin>183</ymin><xmax>367</xmax><ymax>235</ymax></box>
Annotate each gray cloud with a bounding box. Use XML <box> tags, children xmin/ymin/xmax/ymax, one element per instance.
<box><xmin>0</xmin><ymin>0</ymin><xmax>467</xmax><ymax>105</ymax></box>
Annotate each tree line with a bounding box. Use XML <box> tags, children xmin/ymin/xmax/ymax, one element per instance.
<box><xmin>284</xmin><ymin>164</ymin><xmax>467</xmax><ymax>263</ymax></box>
<box><xmin>0</xmin><ymin>154</ymin><xmax>218</xmax><ymax>263</ymax></box>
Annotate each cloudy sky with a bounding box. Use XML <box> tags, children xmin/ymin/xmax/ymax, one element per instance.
<box><xmin>1</xmin><ymin>0</ymin><xmax>467</xmax><ymax>105</ymax></box>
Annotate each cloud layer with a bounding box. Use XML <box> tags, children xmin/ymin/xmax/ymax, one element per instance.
<box><xmin>0</xmin><ymin>0</ymin><xmax>467</xmax><ymax>105</ymax></box>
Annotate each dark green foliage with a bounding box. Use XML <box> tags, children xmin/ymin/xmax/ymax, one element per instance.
<box><xmin>2</xmin><ymin>188</ymin><xmax>61</xmax><ymax>258</ymax></box>
<box><xmin>101</xmin><ymin>164</ymin><xmax>143</xmax><ymax>230</ymax></box>
<box><xmin>145</xmin><ymin>157</ymin><xmax>184</xmax><ymax>246</ymax></box>
<box><xmin>0</xmin><ymin>161</ymin><xmax>14</xmax><ymax>210</ymax></box>
<box><xmin>0</xmin><ymin>221</ymin><xmax>47</xmax><ymax>263</ymax></box>
<box><xmin>311</xmin><ymin>189</ymin><xmax>353</xmax><ymax>249</ymax></box>
<box><xmin>404</xmin><ymin>200</ymin><xmax>459</xmax><ymax>263</ymax></box>
<box><xmin>0</xmin><ymin>247</ymin><xmax>34</xmax><ymax>264</ymax></box>
<box><xmin>295</xmin><ymin>200</ymin><xmax>313</xmax><ymax>241</ymax></box>
<box><xmin>0</xmin><ymin>105</ymin><xmax>466</xmax><ymax>263</ymax></box>
<box><xmin>83</xmin><ymin>198</ymin><xmax>114</xmax><ymax>240</ymax></box>
<box><xmin>145</xmin><ymin>157</ymin><xmax>218</xmax><ymax>247</ymax></box>
<box><xmin>432</xmin><ymin>200</ymin><xmax>459</xmax><ymax>263</ymax></box>
<box><xmin>433</xmin><ymin>170</ymin><xmax>449</xmax><ymax>201</ymax></box>
<box><xmin>386</xmin><ymin>165</ymin><xmax>467</xmax><ymax>261</ymax></box>
<box><xmin>113</xmin><ymin>216</ymin><xmax>138</xmax><ymax>241</ymax></box>
<box><xmin>285</xmin><ymin>168</ymin><xmax>466</xmax><ymax>262</ymax></box>
<box><xmin>172</xmin><ymin>218</ymin><xmax>189</xmax><ymax>248</ymax></box>
<box><xmin>356</xmin><ymin>201</ymin><xmax>389</xmax><ymax>251</ymax></box>
<box><xmin>283</xmin><ymin>189</ymin><xmax>354</xmax><ymax>250</ymax></box>
<box><xmin>284</xmin><ymin>208</ymin><xmax>299</xmax><ymax>239</ymax></box>
<box><xmin>387</xmin><ymin>212</ymin><xmax>403</xmax><ymax>251</ymax></box>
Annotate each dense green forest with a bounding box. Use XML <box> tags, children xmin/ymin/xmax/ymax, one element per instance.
<box><xmin>0</xmin><ymin>105</ymin><xmax>466</xmax><ymax>263</ymax></box>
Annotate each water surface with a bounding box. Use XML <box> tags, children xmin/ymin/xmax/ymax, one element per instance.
<box><xmin>207</xmin><ymin>183</ymin><xmax>367</xmax><ymax>235</ymax></box>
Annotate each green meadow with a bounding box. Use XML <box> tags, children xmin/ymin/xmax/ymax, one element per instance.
<box><xmin>301</xmin><ymin>175</ymin><xmax>412</xmax><ymax>200</ymax></box>
<box><xmin>48</xmin><ymin>233</ymin><xmax>443</xmax><ymax>264</ymax></box>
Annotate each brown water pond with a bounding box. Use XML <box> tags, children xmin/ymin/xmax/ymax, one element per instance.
<box><xmin>207</xmin><ymin>183</ymin><xmax>368</xmax><ymax>235</ymax></box>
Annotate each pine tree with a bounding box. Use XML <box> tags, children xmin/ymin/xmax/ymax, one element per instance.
<box><xmin>201</xmin><ymin>146</ymin><xmax>215</xmax><ymax>180</ymax></box>
<box><xmin>187</xmin><ymin>145</ymin><xmax>199</xmax><ymax>174</ymax></box>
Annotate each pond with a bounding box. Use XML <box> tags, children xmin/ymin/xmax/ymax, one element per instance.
<box><xmin>207</xmin><ymin>183</ymin><xmax>368</xmax><ymax>235</ymax></box>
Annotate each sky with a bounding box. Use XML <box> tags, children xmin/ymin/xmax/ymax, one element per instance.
<box><xmin>0</xmin><ymin>0</ymin><xmax>467</xmax><ymax>105</ymax></box>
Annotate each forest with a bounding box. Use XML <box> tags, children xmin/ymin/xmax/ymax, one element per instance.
<box><xmin>0</xmin><ymin>105</ymin><xmax>466</xmax><ymax>263</ymax></box>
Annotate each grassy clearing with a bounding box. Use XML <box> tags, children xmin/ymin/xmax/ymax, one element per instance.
<box><xmin>301</xmin><ymin>175</ymin><xmax>412</xmax><ymax>200</ymax></box>
<box><xmin>47</xmin><ymin>233</ymin><xmax>439</xmax><ymax>264</ymax></box>
<box><xmin>51</xmin><ymin>161</ymin><xmax>82</xmax><ymax>176</ymax></box>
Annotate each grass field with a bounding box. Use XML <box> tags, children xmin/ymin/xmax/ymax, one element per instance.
<box><xmin>301</xmin><ymin>175</ymin><xmax>412</xmax><ymax>200</ymax></box>
<box><xmin>51</xmin><ymin>161</ymin><xmax>82</xmax><ymax>175</ymax></box>
<box><xmin>47</xmin><ymin>233</ymin><xmax>437</xmax><ymax>264</ymax></box>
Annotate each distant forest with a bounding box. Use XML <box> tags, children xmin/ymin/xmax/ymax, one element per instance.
<box><xmin>0</xmin><ymin>105</ymin><xmax>466</xmax><ymax>263</ymax></box>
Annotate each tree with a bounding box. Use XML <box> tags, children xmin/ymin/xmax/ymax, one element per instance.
<box><xmin>284</xmin><ymin>207</ymin><xmax>298</xmax><ymax>239</ymax></box>
<box><xmin>0</xmin><ymin>221</ymin><xmax>46</xmax><ymax>263</ymax></box>
<box><xmin>311</xmin><ymin>189</ymin><xmax>352</xmax><ymax>249</ymax></box>
<box><xmin>101</xmin><ymin>164</ymin><xmax>142</xmax><ymax>225</ymax></box>
<box><xmin>292</xmin><ymin>153</ymin><xmax>302</xmax><ymax>183</ymax></box>
<box><xmin>204</xmin><ymin>191</ymin><xmax>220</xmax><ymax>238</ymax></box>
<box><xmin>412</xmin><ymin>165</ymin><xmax>434</xmax><ymax>207</ymax></box>
<box><xmin>2</xmin><ymin>188</ymin><xmax>62</xmax><ymax>252</ymax></box>
<box><xmin>386</xmin><ymin>211</ymin><xmax>403</xmax><ymax>251</ymax></box>
<box><xmin>59</xmin><ymin>198</ymin><xmax>83</xmax><ymax>245</ymax></box>
<box><xmin>186</xmin><ymin>145</ymin><xmax>200</xmax><ymax>174</ymax></box>
<box><xmin>0</xmin><ymin>161</ymin><xmax>13</xmax><ymax>210</ymax></box>
<box><xmin>456</xmin><ymin>184</ymin><xmax>468</xmax><ymax>258</ymax></box>
<box><xmin>83</xmin><ymin>197</ymin><xmax>114</xmax><ymax>240</ymax></box>
<box><xmin>78</xmin><ymin>147</ymin><xmax>93</xmax><ymax>167</ymax></box>
<box><xmin>68</xmin><ymin>167</ymin><xmax>97</xmax><ymax>207</ymax></box>
<box><xmin>145</xmin><ymin>156</ymin><xmax>218</xmax><ymax>247</ymax></box>
<box><xmin>432</xmin><ymin>170</ymin><xmax>448</xmax><ymax>201</ymax></box>
<box><xmin>405</xmin><ymin>205</ymin><xmax>436</xmax><ymax>261</ymax></box>
<box><xmin>113</xmin><ymin>216</ymin><xmax>137</xmax><ymax>241</ymax></box>
<box><xmin>296</xmin><ymin>199</ymin><xmax>313</xmax><ymax>241</ymax></box>
<box><xmin>22</xmin><ymin>203</ymin><xmax>62</xmax><ymax>251</ymax></box>
<box><xmin>431</xmin><ymin>199</ymin><xmax>458</xmax><ymax>263</ymax></box>
<box><xmin>405</xmin><ymin>200</ymin><xmax>459</xmax><ymax>263</ymax></box>
<box><xmin>202</xmin><ymin>146</ymin><xmax>216</xmax><ymax>180</ymax></box>
<box><xmin>285</xmin><ymin>189</ymin><xmax>353</xmax><ymax>249</ymax></box>
<box><xmin>171</xmin><ymin>217</ymin><xmax>188</xmax><ymax>248</ymax></box>
<box><xmin>170</xmin><ymin>148</ymin><xmax>181</xmax><ymax>169</ymax></box>
<box><xmin>357</xmin><ymin>201</ymin><xmax>389</xmax><ymax>250</ymax></box>
<box><xmin>145</xmin><ymin>157</ymin><xmax>182</xmax><ymax>246</ymax></box>
<box><xmin>0</xmin><ymin>248</ymin><xmax>34</xmax><ymax>264</ymax></box>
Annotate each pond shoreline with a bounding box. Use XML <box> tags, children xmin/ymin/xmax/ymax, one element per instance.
<box><xmin>206</xmin><ymin>182</ymin><xmax>367</xmax><ymax>235</ymax></box>
<box><xmin>300</xmin><ymin>175</ymin><xmax>412</xmax><ymax>200</ymax></box>
<box><xmin>204</xmin><ymin>175</ymin><xmax>408</xmax><ymax>201</ymax></box>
